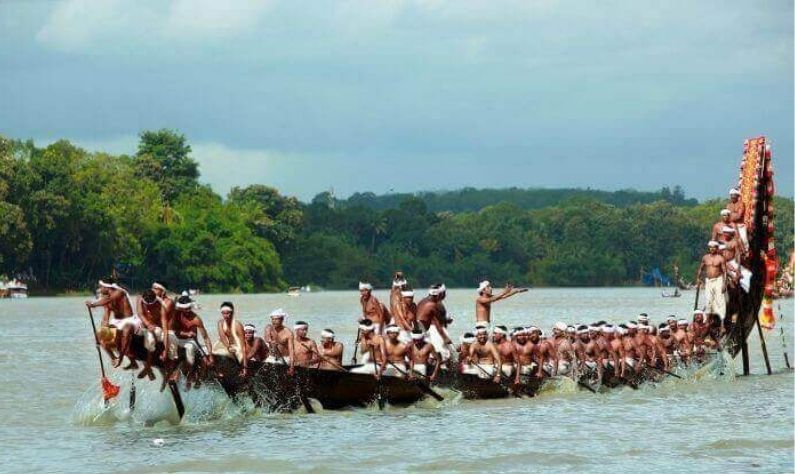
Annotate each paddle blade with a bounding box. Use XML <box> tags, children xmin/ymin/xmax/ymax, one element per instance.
<box><xmin>101</xmin><ymin>377</ymin><xmax>120</xmax><ymax>401</ymax></box>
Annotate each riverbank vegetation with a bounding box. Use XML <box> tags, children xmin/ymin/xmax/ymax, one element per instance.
<box><xmin>1</xmin><ymin>130</ymin><xmax>791</xmax><ymax>293</ymax></box>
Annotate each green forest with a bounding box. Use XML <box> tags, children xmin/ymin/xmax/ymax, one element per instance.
<box><xmin>0</xmin><ymin>130</ymin><xmax>792</xmax><ymax>294</ymax></box>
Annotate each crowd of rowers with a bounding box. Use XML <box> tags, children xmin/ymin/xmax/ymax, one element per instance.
<box><xmin>87</xmin><ymin>272</ymin><xmax>723</xmax><ymax>390</ymax></box>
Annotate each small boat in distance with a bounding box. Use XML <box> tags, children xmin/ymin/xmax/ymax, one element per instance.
<box><xmin>0</xmin><ymin>279</ymin><xmax>28</xmax><ymax>299</ymax></box>
<box><xmin>287</xmin><ymin>287</ymin><xmax>301</xmax><ymax>297</ymax></box>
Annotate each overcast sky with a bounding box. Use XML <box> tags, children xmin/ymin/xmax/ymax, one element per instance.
<box><xmin>1</xmin><ymin>0</ymin><xmax>792</xmax><ymax>201</ymax></box>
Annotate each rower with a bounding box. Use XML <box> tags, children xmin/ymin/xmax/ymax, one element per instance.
<box><xmin>264</xmin><ymin>308</ymin><xmax>294</xmax><ymax>366</ymax></box>
<box><xmin>408</xmin><ymin>329</ymin><xmax>440</xmax><ymax>380</ymax></box>
<box><xmin>534</xmin><ymin>329</ymin><xmax>557</xmax><ymax>378</ymax></box>
<box><xmin>136</xmin><ymin>289</ymin><xmax>178</xmax><ymax>380</ymax></box>
<box><xmin>292</xmin><ymin>321</ymin><xmax>320</xmax><ymax>370</ymax></box>
<box><xmin>212</xmin><ymin>302</ymin><xmax>248</xmax><ymax>376</ymax></box>
<box><xmin>658</xmin><ymin>324</ymin><xmax>676</xmax><ymax>357</ymax></box>
<box><xmin>577</xmin><ymin>326</ymin><xmax>601</xmax><ymax>379</ymax></box>
<box><xmin>359</xmin><ymin>282</ymin><xmax>388</xmax><ymax>334</ymax></box>
<box><xmin>695</xmin><ymin>241</ymin><xmax>728</xmax><ymax>320</ymax></box>
<box><xmin>243</xmin><ymin>324</ymin><xmax>268</xmax><ymax>362</ymax></box>
<box><xmin>400</xmin><ymin>289</ymin><xmax>418</xmax><ymax>333</ymax></box>
<box><xmin>674</xmin><ymin>319</ymin><xmax>691</xmax><ymax>363</ymax></box>
<box><xmin>464</xmin><ymin>326</ymin><xmax>502</xmax><ymax>382</ymax></box>
<box><xmin>492</xmin><ymin>325</ymin><xmax>517</xmax><ymax>378</ymax></box>
<box><xmin>475</xmin><ymin>280</ymin><xmax>523</xmax><ymax>325</ymax></box>
<box><xmin>607</xmin><ymin>326</ymin><xmax>626</xmax><ymax>375</ymax></box>
<box><xmin>721</xmin><ymin>227</ymin><xmax>751</xmax><ymax>292</ymax></box>
<box><xmin>726</xmin><ymin>187</ymin><xmax>748</xmax><ymax>247</ymax></box>
<box><xmin>351</xmin><ymin>319</ymin><xmax>387</xmax><ymax>376</ymax></box>
<box><xmin>458</xmin><ymin>332</ymin><xmax>476</xmax><ymax>370</ymax></box>
<box><xmin>150</xmin><ymin>281</ymin><xmax>177</xmax><ymax>369</ymax></box>
<box><xmin>172</xmin><ymin>295</ymin><xmax>214</xmax><ymax>387</ymax></box>
<box><xmin>621</xmin><ymin>322</ymin><xmax>643</xmax><ymax>377</ymax></box>
<box><xmin>86</xmin><ymin>277</ymin><xmax>140</xmax><ymax>369</ymax></box>
<box><xmin>691</xmin><ymin>310</ymin><xmax>710</xmax><ymax>361</ymax></box>
<box><xmin>317</xmin><ymin>329</ymin><xmax>344</xmax><ymax>371</ymax></box>
<box><xmin>382</xmin><ymin>324</ymin><xmax>409</xmax><ymax>377</ymax></box>
<box><xmin>513</xmin><ymin>328</ymin><xmax>536</xmax><ymax>384</ymax></box>
<box><xmin>666</xmin><ymin>316</ymin><xmax>678</xmax><ymax>332</ymax></box>
<box><xmin>551</xmin><ymin>322</ymin><xmax>575</xmax><ymax>376</ymax></box>
<box><xmin>711</xmin><ymin>209</ymin><xmax>735</xmax><ymax>242</ymax></box>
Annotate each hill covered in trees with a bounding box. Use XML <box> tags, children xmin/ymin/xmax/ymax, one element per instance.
<box><xmin>1</xmin><ymin>130</ymin><xmax>791</xmax><ymax>293</ymax></box>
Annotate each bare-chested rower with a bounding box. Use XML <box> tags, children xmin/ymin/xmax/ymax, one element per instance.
<box><xmin>86</xmin><ymin>277</ymin><xmax>138</xmax><ymax>369</ymax></box>
<box><xmin>535</xmin><ymin>331</ymin><xmax>558</xmax><ymax>378</ymax></box>
<box><xmin>382</xmin><ymin>324</ymin><xmax>410</xmax><ymax>377</ymax></box>
<box><xmin>465</xmin><ymin>327</ymin><xmax>502</xmax><ymax>382</ymax></box>
<box><xmin>621</xmin><ymin>323</ymin><xmax>643</xmax><ymax>377</ymax></box>
<box><xmin>492</xmin><ymin>326</ymin><xmax>517</xmax><ymax>379</ymax></box>
<box><xmin>243</xmin><ymin>324</ymin><xmax>268</xmax><ymax>362</ymax></box>
<box><xmin>151</xmin><ymin>281</ymin><xmax>177</xmax><ymax>370</ymax></box>
<box><xmin>577</xmin><ymin>326</ymin><xmax>603</xmax><ymax>381</ymax></box>
<box><xmin>389</xmin><ymin>272</ymin><xmax>411</xmax><ymax>331</ymax></box>
<box><xmin>359</xmin><ymin>282</ymin><xmax>388</xmax><ymax>334</ymax></box>
<box><xmin>317</xmin><ymin>329</ymin><xmax>344</xmax><ymax>371</ymax></box>
<box><xmin>212</xmin><ymin>301</ymin><xmax>248</xmax><ymax>377</ymax></box>
<box><xmin>136</xmin><ymin>289</ymin><xmax>177</xmax><ymax>380</ymax></box>
<box><xmin>513</xmin><ymin>328</ymin><xmax>536</xmax><ymax>384</ymax></box>
<box><xmin>408</xmin><ymin>329</ymin><xmax>440</xmax><ymax>380</ymax></box>
<box><xmin>475</xmin><ymin>280</ymin><xmax>525</xmax><ymax>324</ymax></box>
<box><xmin>291</xmin><ymin>321</ymin><xmax>320</xmax><ymax>370</ymax></box>
<box><xmin>673</xmin><ymin>319</ymin><xmax>692</xmax><ymax>364</ymax></box>
<box><xmin>695</xmin><ymin>241</ymin><xmax>728</xmax><ymax>319</ymax></box>
<box><xmin>351</xmin><ymin>319</ymin><xmax>387</xmax><ymax>378</ymax></box>
<box><xmin>416</xmin><ymin>285</ymin><xmax>453</xmax><ymax>346</ymax></box>
<box><xmin>549</xmin><ymin>322</ymin><xmax>575</xmax><ymax>375</ymax></box>
<box><xmin>264</xmin><ymin>308</ymin><xmax>294</xmax><ymax>368</ymax></box>
<box><xmin>172</xmin><ymin>295</ymin><xmax>214</xmax><ymax>388</ymax></box>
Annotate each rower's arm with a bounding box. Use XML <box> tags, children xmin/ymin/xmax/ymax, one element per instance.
<box><xmin>288</xmin><ymin>333</ymin><xmax>296</xmax><ymax>370</ymax></box>
<box><xmin>198</xmin><ymin>321</ymin><xmax>213</xmax><ymax>361</ymax></box>
<box><xmin>235</xmin><ymin>323</ymin><xmax>248</xmax><ymax>371</ymax></box>
<box><xmin>491</xmin><ymin>344</ymin><xmax>502</xmax><ymax>374</ymax></box>
<box><xmin>161</xmin><ymin>310</ymin><xmax>171</xmax><ymax>360</ymax></box>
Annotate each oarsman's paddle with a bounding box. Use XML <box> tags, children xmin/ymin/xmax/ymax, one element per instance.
<box><xmin>370</xmin><ymin>347</ymin><xmax>386</xmax><ymax>410</ymax></box>
<box><xmin>385</xmin><ymin>361</ymin><xmax>444</xmax><ymax>402</ymax></box>
<box><xmin>777</xmin><ymin>304</ymin><xmax>791</xmax><ymax>370</ymax></box>
<box><xmin>471</xmin><ymin>361</ymin><xmax>521</xmax><ymax>397</ymax></box>
<box><xmin>86</xmin><ymin>305</ymin><xmax>120</xmax><ymax>405</ymax></box>
<box><xmin>542</xmin><ymin>367</ymin><xmax>597</xmax><ymax>394</ymax></box>
<box><xmin>693</xmin><ymin>281</ymin><xmax>701</xmax><ymax>311</ymax></box>
<box><xmin>272</xmin><ymin>345</ymin><xmax>314</xmax><ymax>414</ymax></box>
<box><xmin>351</xmin><ymin>328</ymin><xmax>362</xmax><ymax>364</ymax></box>
<box><xmin>129</xmin><ymin>375</ymin><xmax>136</xmax><ymax>412</ymax></box>
<box><xmin>647</xmin><ymin>365</ymin><xmax>683</xmax><ymax>379</ymax></box>
<box><xmin>299</xmin><ymin>342</ymin><xmax>348</xmax><ymax>372</ymax></box>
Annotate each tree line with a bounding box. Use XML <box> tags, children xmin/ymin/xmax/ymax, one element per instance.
<box><xmin>0</xmin><ymin>130</ymin><xmax>791</xmax><ymax>293</ymax></box>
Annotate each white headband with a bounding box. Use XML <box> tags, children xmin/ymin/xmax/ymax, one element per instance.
<box><xmin>708</xmin><ymin>240</ymin><xmax>719</xmax><ymax>247</ymax></box>
<box><xmin>438</xmin><ymin>284</ymin><xmax>446</xmax><ymax>293</ymax></box>
<box><xmin>693</xmin><ymin>310</ymin><xmax>705</xmax><ymax>315</ymax></box>
<box><xmin>588</xmin><ymin>326</ymin><xmax>599</xmax><ymax>332</ymax></box>
<box><xmin>493</xmin><ymin>327</ymin><xmax>507</xmax><ymax>335</ymax></box>
<box><xmin>475</xmin><ymin>327</ymin><xmax>488</xmax><ymax>335</ymax></box>
<box><xmin>474</xmin><ymin>321</ymin><xmax>489</xmax><ymax>329</ymax></box>
<box><xmin>411</xmin><ymin>332</ymin><xmax>424</xmax><ymax>340</ymax></box>
<box><xmin>392</xmin><ymin>279</ymin><xmax>407</xmax><ymax>287</ymax></box>
<box><xmin>386</xmin><ymin>325</ymin><xmax>400</xmax><ymax>334</ymax></box>
<box><xmin>401</xmin><ymin>290</ymin><xmax>414</xmax><ymax>297</ymax></box>
<box><xmin>270</xmin><ymin>308</ymin><xmax>287</xmax><ymax>319</ymax></box>
<box><xmin>460</xmin><ymin>335</ymin><xmax>476</xmax><ymax>344</ymax></box>
<box><xmin>359</xmin><ymin>323</ymin><xmax>373</xmax><ymax>331</ymax></box>
<box><xmin>554</xmin><ymin>321</ymin><xmax>567</xmax><ymax>331</ymax></box>
<box><xmin>220</xmin><ymin>305</ymin><xmax>233</xmax><ymax>313</ymax></box>
<box><xmin>626</xmin><ymin>322</ymin><xmax>638</xmax><ymax>329</ymax></box>
<box><xmin>293</xmin><ymin>323</ymin><xmax>308</xmax><ymax>330</ymax></box>
<box><xmin>428</xmin><ymin>287</ymin><xmax>441</xmax><ymax>296</ymax></box>
<box><xmin>730</xmin><ymin>188</ymin><xmax>740</xmax><ymax>195</ymax></box>
<box><xmin>577</xmin><ymin>328</ymin><xmax>588</xmax><ymax>335</ymax></box>
<box><xmin>244</xmin><ymin>324</ymin><xmax>256</xmax><ymax>332</ymax></box>
<box><xmin>152</xmin><ymin>282</ymin><xmax>166</xmax><ymax>291</ymax></box>
<box><xmin>527</xmin><ymin>326</ymin><xmax>539</xmax><ymax>333</ymax></box>
<box><xmin>359</xmin><ymin>282</ymin><xmax>372</xmax><ymax>291</ymax></box>
<box><xmin>678</xmin><ymin>320</ymin><xmax>689</xmax><ymax>326</ymax></box>
<box><xmin>660</xmin><ymin>327</ymin><xmax>671</xmax><ymax>333</ymax></box>
<box><xmin>175</xmin><ymin>302</ymin><xmax>193</xmax><ymax>310</ymax></box>
<box><xmin>478</xmin><ymin>280</ymin><xmax>490</xmax><ymax>293</ymax></box>
<box><xmin>720</xmin><ymin>209</ymin><xmax>731</xmax><ymax>216</ymax></box>
<box><xmin>321</xmin><ymin>330</ymin><xmax>335</xmax><ymax>338</ymax></box>
<box><xmin>602</xmin><ymin>326</ymin><xmax>614</xmax><ymax>333</ymax></box>
<box><xmin>638</xmin><ymin>315</ymin><xmax>649</xmax><ymax>321</ymax></box>
<box><xmin>98</xmin><ymin>280</ymin><xmax>121</xmax><ymax>290</ymax></box>
<box><xmin>566</xmin><ymin>327</ymin><xmax>576</xmax><ymax>334</ymax></box>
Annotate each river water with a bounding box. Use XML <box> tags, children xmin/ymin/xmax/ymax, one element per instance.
<box><xmin>0</xmin><ymin>288</ymin><xmax>792</xmax><ymax>473</ymax></box>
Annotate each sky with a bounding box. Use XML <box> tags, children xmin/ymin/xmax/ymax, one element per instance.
<box><xmin>1</xmin><ymin>0</ymin><xmax>792</xmax><ymax>201</ymax></box>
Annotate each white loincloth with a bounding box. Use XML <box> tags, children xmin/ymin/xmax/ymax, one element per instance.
<box><xmin>519</xmin><ymin>363</ymin><xmax>537</xmax><ymax>376</ymax></box>
<box><xmin>212</xmin><ymin>319</ymin><xmax>245</xmax><ymax>363</ymax></box>
<box><xmin>704</xmin><ymin>276</ymin><xmax>726</xmax><ymax>319</ymax></box>
<box><xmin>411</xmin><ymin>363</ymin><xmax>427</xmax><ymax>376</ymax></box>
<box><xmin>109</xmin><ymin>315</ymin><xmax>141</xmax><ymax>333</ymax></box>
<box><xmin>500</xmin><ymin>363</ymin><xmax>515</xmax><ymax>377</ymax></box>
<box><xmin>557</xmin><ymin>360</ymin><xmax>572</xmax><ymax>375</ymax></box>
<box><xmin>264</xmin><ymin>355</ymin><xmax>291</xmax><ymax>365</ymax></box>
<box><xmin>177</xmin><ymin>338</ymin><xmax>206</xmax><ymax>365</ymax></box>
<box><xmin>624</xmin><ymin>357</ymin><xmax>636</xmax><ymax>368</ymax></box>
<box><xmin>142</xmin><ymin>327</ymin><xmax>179</xmax><ymax>360</ymax></box>
<box><xmin>428</xmin><ymin>326</ymin><xmax>452</xmax><ymax>361</ymax></box>
<box><xmin>727</xmin><ymin>259</ymin><xmax>752</xmax><ymax>293</ymax></box>
<box><xmin>463</xmin><ymin>363</ymin><xmax>496</xmax><ymax>379</ymax></box>
<box><xmin>383</xmin><ymin>362</ymin><xmax>407</xmax><ymax>377</ymax></box>
<box><xmin>350</xmin><ymin>363</ymin><xmax>379</xmax><ymax>375</ymax></box>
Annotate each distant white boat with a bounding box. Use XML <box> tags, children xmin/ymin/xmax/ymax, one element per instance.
<box><xmin>287</xmin><ymin>287</ymin><xmax>301</xmax><ymax>297</ymax></box>
<box><xmin>1</xmin><ymin>279</ymin><xmax>28</xmax><ymax>299</ymax></box>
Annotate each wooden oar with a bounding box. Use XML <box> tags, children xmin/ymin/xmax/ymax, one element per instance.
<box><xmin>351</xmin><ymin>328</ymin><xmax>362</xmax><ymax>364</ymax></box>
<box><xmin>692</xmin><ymin>281</ymin><xmax>701</xmax><ymax>310</ymax></box>
<box><xmin>167</xmin><ymin>380</ymin><xmax>185</xmax><ymax>419</ymax></box>
<box><xmin>648</xmin><ymin>365</ymin><xmax>683</xmax><ymax>379</ymax></box>
<box><xmin>272</xmin><ymin>346</ymin><xmax>314</xmax><ymax>414</ymax></box>
<box><xmin>385</xmin><ymin>361</ymin><xmax>444</xmax><ymax>402</ymax></box>
<box><xmin>370</xmin><ymin>347</ymin><xmax>386</xmax><ymax>410</ymax></box>
<box><xmin>85</xmin><ymin>305</ymin><xmax>120</xmax><ymax>405</ymax></box>
<box><xmin>129</xmin><ymin>374</ymin><xmax>136</xmax><ymax>412</ymax></box>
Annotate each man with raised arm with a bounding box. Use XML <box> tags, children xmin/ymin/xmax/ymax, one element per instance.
<box><xmin>475</xmin><ymin>280</ymin><xmax>525</xmax><ymax>324</ymax></box>
<box><xmin>695</xmin><ymin>241</ymin><xmax>728</xmax><ymax>319</ymax></box>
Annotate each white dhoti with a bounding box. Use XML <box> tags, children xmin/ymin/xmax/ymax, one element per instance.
<box><xmin>728</xmin><ymin>260</ymin><xmax>752</xmax><ymax>293</ymax></box>
<box><xmin>737</xmin><ymin>224</ymin><xmax>748</xmax><ymax>248</ymax></box>
<box><xmin>500</xmin><ymin>363</ymin><xmax>515</xmax><ymax>377</ymax></box>
<box><xmin>463</xmin><ymin>363</ymin><xmax>496</xmax><ymax>379</ymax></box>
<box><xmin>705</xmin><ymin>276</ymin><xmax>726</xmax><ymax>319</ymax></box>
<box><xmin>398</xmin><ymin>330</ymin><xmax>412</xmax><ymax>344</ymax></box>
<box><xmin>557</xmin><ymin>361</ymin><xmax>572</xmax><ymax>375</ymax></box>
<box><xmin>624</xmin><ymin>357</ymin><xmax>636</xmax><ymax>368</ymax></box>
<box><xmin>264</xmin><ymin>355</ymin><xmax>291</xmax><ymax>365</ymax></box>
<box><xmin>584</xmin><ymin>360</ymin><xmax>598</xmax><ymax>370</ymax></box>
<box><xmin>428</xmin><ymin>326</ymin><xmax>452</xmax><ymax>361</ymax></box>
<box><xmin>383</xmin><ymin>362</ymin><xmax>407</xmax><ymax>377</ymax></box>
<box><xmin>519</xmin><ymin>363</ymin><xmax>537</xmax><ymax>376</ymax></box>
<box><xmin>142</xmin><ymin>327</ymin><xmax>178</xmax><ymax>360</ymax></box>
<box><xmin>411</xmin><ymin>363</ymin><xmax>427</xmax><ymax>376</ymax></box>
<box><xmin>177</xmin><ymin>338</ymin><xmax>203</xmax><ymax>365</ymax></box>
<box><xmin>109</xmin><ymin>315</ymin><xmax>141</xmax><ymax>333</ymax></box>
<box><xmin>350</xmin><ymin>363</ymin><xmax>379</xmax><ymax>375</ymax></box>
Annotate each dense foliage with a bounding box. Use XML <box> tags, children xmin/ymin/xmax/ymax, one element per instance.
<box><xmin>0</xmin><ymin>131</ymin><xmax>791</xmax><ymax>293</ymax></box>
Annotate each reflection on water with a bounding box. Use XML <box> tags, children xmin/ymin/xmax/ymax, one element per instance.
<box><xmin>0</xmin><ymin>289</ymin><xmax>792</xmax><ymax>473</ymax></box>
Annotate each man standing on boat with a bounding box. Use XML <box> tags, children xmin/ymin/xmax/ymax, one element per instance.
<box><xmin>359</xmin><ymin>282</ymin><xmax>388</xmax><ymax>334</ymax></box>
<box><xmin>317</xmin><ymin>329</ymin><xmax>344</xmax><ymax>370</ymax></box>
<box><xmin>711</xmin><ymin>209</ymin><xmax>735</xmax><ymax>242</ymax></box>
<box><xmin>389</xmin><ymin>272</ymin><xmax>410</xmax><ymax>332</ymax></box>
<box><xmin>475</xmin><ymin>280</ymin><xmax>524</xmax><ymax>325</ymax></box>
<box><xmin>264</xmin><ymin>308</ymin><xmax>294</xmax><ymax>367</ymax></box>
<box><xmin>695</xmin><ymin>241</ymin><xmax>728</xmax><ymax>319</ymax></box>
<box><xmin>292</xmin><ymin>321</ymin><xmax>320</xmax><ymax>369</ymax></box>
<box><xmin>726</xmin><ymin>188</ymin><xmax>748</xmax><ymax>248</ymax></box>
<box><xmin>86</xmin><ymin>277</ymin><xmax>139</xmax><ymax>369</ymax></box>
<box><xmin>417</xmin><ymin>284</ymin><xmax>454</xmax><ymax>361</ymax></box>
